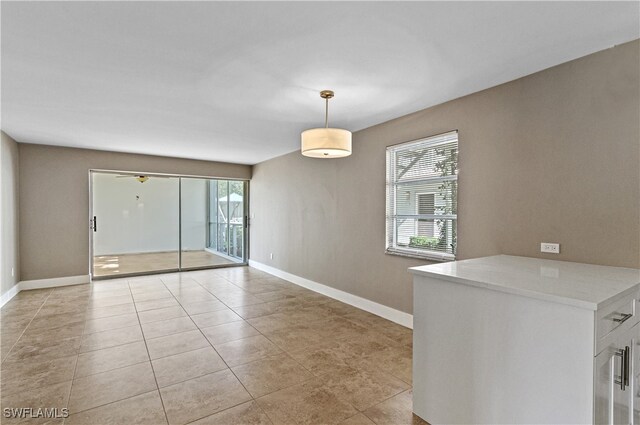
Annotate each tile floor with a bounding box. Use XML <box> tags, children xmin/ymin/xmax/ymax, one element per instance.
<box><xmin>0</xmin><ymin>267</ymin><xmax>424</xmax><ymax>425</ymax></box>
<box><xmin>93</xmin><ymin>250</ymin><xmax>237</xmax><ymax>277</ymax></box>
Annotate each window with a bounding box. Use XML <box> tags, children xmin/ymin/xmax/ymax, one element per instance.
<box><xmin>386</xmin><ymin>131</ymin><xmax>458</xmax><ymax>261</ymax></box>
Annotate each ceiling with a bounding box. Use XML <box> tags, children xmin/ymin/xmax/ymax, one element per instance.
<box><xmin>2</xmin><ymin>2</ymin><xmax>638</xmax><ymax>165</ymax></box>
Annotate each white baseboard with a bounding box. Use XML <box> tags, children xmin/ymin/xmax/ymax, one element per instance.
<box><xmin>0</xmin><ymin>275</ymin><xmax>91</xmax><ymax>308</ymax></box>
<box><xmin>0</xmin><ymin>284</ymin><xmax>20</xmax><ymax>309</ymax></box>
<box><xmin>19</xmin><ymin>275</ymin><xmax>90</xmax><ymax>290</ymax></box>
<box><xmin>248</xmin><ymin>260</ymin><xmax>413</xmax><ymax>329</ymax></box>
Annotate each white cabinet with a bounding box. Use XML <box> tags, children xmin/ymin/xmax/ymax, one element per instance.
<box><xmin>594</xmin><ymin>326</ymin><xmax>633</xmax><ymax>424</ymax></box>
<box><xmin>410</xmin><ymin>255</ymin><xmax>640</xmax><ymax>425</ymax></box>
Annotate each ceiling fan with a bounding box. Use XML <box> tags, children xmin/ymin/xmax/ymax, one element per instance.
<box><xmin>115</xmin><ymin>174</ymin><xmax>169</xmax><ymax>183</ymax></box>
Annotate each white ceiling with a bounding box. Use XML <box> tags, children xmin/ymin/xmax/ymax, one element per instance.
<box><xmin>2</xmin><ymin>2</ymin><xmax>638</xmax><ymax>165</ymax></box>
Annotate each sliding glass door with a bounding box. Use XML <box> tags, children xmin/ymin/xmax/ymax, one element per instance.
<box><xmin>91</xmin><ymin>173</ymin><xmax>180</xmax><ymax>277</ymax></box>
<box><xmin>91</xmin><ymin>171</ymin><xmax>247</xmax><ymax>279</ymax></box>
<box><xmin>207</xmin><ymin>180</ymin><xmax>245</xmax><ymax>261</ymax></box>
<box><xmin>180</xmin><ymin>178</ymin><xmax>246</xmax><ymax>270</ymax></box>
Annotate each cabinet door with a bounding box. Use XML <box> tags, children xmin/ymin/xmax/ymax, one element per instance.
<box><xmin>595</xmin><ymin>337</ymin><xmax>632</xmax><ymax>424</ymax></box>
<box><xmin>632</xmin><ymin>322</ymin><xmax>640</xmax><ymax>424</ymax></box>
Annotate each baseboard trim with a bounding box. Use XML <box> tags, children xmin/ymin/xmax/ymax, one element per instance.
<box><xmin>248</xmin><ymin>260</ymin><xmax>413</xmax><ymax>329</ymax></box>
<box><xmin>0</xmin><ymin>284</ymin><xmax>20</xmax><ymax>309</ymax></box>
<box><xmin>19</xmin><ymin>275</ymin><xmax>90</xmax><ymax>291</ymax></box>
<box><xmin>0</xmin><ymin>275</ymin><xmax>91</xmax><ymax>308</ymax></box>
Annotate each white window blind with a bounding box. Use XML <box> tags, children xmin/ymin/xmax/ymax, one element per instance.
<box><xmin>386</xmin><ymin>131</ymin><xmax>458</xmax><ymax>261</ymax></box>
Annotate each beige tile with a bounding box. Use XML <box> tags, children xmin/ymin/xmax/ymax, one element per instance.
<box><xmin>86</xmin><ymin>303</ymin><xmax>136</xmax><ymax>320</ymax></box>
<box><xmin>360</xmin><ymin>344</ymin><xmax>413</xmax><ymax>384</ymax></box>
<box><xmin>231</xmin><ymin>353</ymin><xmax>314</xmax><ymax>398</ymax></box>
<box><xmin>262</xmin><ymin>324</ymin><xmax>326</xmax><ymax>353</ymax></box>
<box><xmin>135</xmin><ymin>297</ymin><xmax>180</xmax><ymax>312</ymax></box>
<box><xmin>190</xmin><ymin>309</ymin><xmax>242</xmax><ymax>328</ymax></box>
<box><xmin>38</xmin><ymin>300</ymin><xmax>88</xmax><ymax>316</ymax></box>
<box><xmin>2</xmin><ymin>267</ymin><xmax>418</xmax><ymax>425</ymax></box>
<box><xmin>295</xmin><ymin>292</ymin><xmax>332</xmax><ymax>304</ymax></box>
<box><xmin>322</xmin><ymin>301</ymin><xmax>360</xmax><ymax>316</ymax></box>
<box><xmin>340</xmin><ymin>413</ymin><xmax>376</xmax><ymax>425</ymax></box>
<box><xmin>68</xmin><ymin>362</ymin><xmax>157</xmax><ymax>413</ymax></box>
<box><xmin>129</xmin><ymin>282</ymin><xmax>166</xmax><ymax>294</ymax></box>
<box><xmin>232</xmin><ymin>302</ymin><xmax>281</xmax><ymax>320</ymax></box>
<box><xmin>307</xmin><ymin>317</ymin><xmax>372</xmax><ymax>341</ymax></box>
<box><xmin>138</xmin><ymin>306</ymin><xmax>187</xmax><ymax>324</ymax></box>
<box><xmin>87</xmin><ymin>294</ymin><xmax>133</xmax><ymax>309</ymax></box>
<box><xmin>319</xmin><ymin>366</ymin><xmax>410</xmax><ymax>411</ymax></box>
<box><xmin>288</xmin><ymin>341</ymin><xmax>356</xmax><ymax>376</ymax></box>
<box><xmin>27</xmin><ymin>312</ymin><xmax>86</xmax><ymax>333</ymax></box>
<box><xmin>343</xmin><ymin>311</ymin><xmax>396</xmax><ymax>330</ymax></box>
<box><xmin>256</xmin><ymin>378</ymin><xmax>358</xmax><ymax>425</ymax></box>
<box><xmin>182</xmin><ymin>300</ymin><xmax>227</xmax><ymax>315</ymax></box>
<box><xmin>0</xmin><ymin>355</ymin><xmax>77</xmax><ymax>397</ymax></box>
<box><xmin>75</xmin><ymin>341</ymin><xmax>149</xmax><ymax>377</ymax></box>
<box><xmin>247</xmin><ymin>313</ymin><xmax>298</xmax><ymax>334</ymax></box>
<box><xmin>83</xmin><ymin>313</ymin><xmax>139</xmax><ymax>334</ymax></box>
<box><xmin>133</xmin><ymin>289</ymin><xmax>174</xmax><ymax>302</ymax></box>
<box><xmin>88</xmin><ymin>287</ymin><xmax>132</xmax><ymax>299</ymax></box>
<box><xmin>0</xmin><ymin>380</ymin><xmax>72</xmax><ymax>424</ymax></box>
<box><xmin>362</xmin><ymin>390</ymin><xmax>427</xmax><ymax>425</ymax></box>
<box><xmin>5</xmin><ymin>336</ymin><xmax>81</xmax><ymax>364</ymax></box>
<box><xmin>159</xmin><ymin>369</ymin><xmax>252</xmax><ymax>425</ymax></box>
<box><xmin>142</xmin><ymin>316</ymin><xmax>196</xmax><ymax>339</ymax></box>
<box><xmin>215</xmin><ymin>292</ymin><xmax>264</xmax><ymax>308</ymax></box>
<box><xmin>91</xmin><ymin>281</ymin><xmax>130</xmax><ymax>292</ymax></box>
<box><xmin>79</xmin><ymin>325</ymin><xmax>143</xmax><ymax>353</ymax></box>
<box><xmin>21</xmin><ymin>322</ymin><xmax>85</xmax><ymax>342</ymax></box>
<box><xmin>254</xmin><ymin>290</ymin><xmax>298</xmax><ymax>302</ymax></box>
<box><xmin>170</xmin><ymin>288</ymin><xmax>213</xmax><ymax>299</ymax></box>
<box><xmin>65</xmin><ymin>390</ymin><xmax>167</xmax><ymax>425</ymax></box>
<box><xmin>372</xmin><ymin>324</ymin><xmax>413</xmax><ymax>347</ymax></box>
<box><xmin>146</xmin><ymin>329</ymin><xmax>209</xmax><ymax>360</ymax></box>
<box><xmin>190</xmin><ymin>400</ymin><xmax>272</xmax><ymax>425</ymax></box>
<box><xmin>214</xmin><ymin>335</ymin><xmax>283</xmax><ymax>367</ymax></box>
<box><xmin>235</xmin><ymin>281</ymin><xmax>285</xmax><ymax>295</ymax></box>
<box><xmin>200</xmin><ymin>321</ymin><xmax>260</xmax><ymax>345</ymax></box>
<box><xmin>152</xmin><ymin>347</ymin><xmax>227</xmax><ymax>387</ymax></box>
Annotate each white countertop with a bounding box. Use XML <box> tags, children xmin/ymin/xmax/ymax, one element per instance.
<box><xmin>409</xmin><ymin>255</ymin><xmax>640</xmax><ymax>310</ymax></box>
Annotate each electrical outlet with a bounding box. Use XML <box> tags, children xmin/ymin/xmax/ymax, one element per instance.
<box><xmin>540</xmin><ymin>243</ymin><xmax>560</xmax><ymax>254</ymax></box>
<box><xmin>11</xmin><ymin>268</ymin><xmax>15</xmax><ymax>277</ymax></box>
<box><xmin>270</xmin><ymin>253</ymin><xmax>274</xmax><ymax>260</ymax></box>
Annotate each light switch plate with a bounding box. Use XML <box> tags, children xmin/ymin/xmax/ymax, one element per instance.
<box><xmin>541</xmin><ymin>243</ymin><xmax>560</xmax><ymax>254</ymax></box>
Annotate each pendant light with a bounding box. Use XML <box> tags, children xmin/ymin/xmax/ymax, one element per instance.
<box><xmin>301</xmin><ymin>90</ymin><xmax>352</xmax><ymax>158</ymax></box>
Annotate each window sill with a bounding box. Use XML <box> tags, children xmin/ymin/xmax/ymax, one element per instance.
<box><xmin>385</xmin><ymin>248</ymin><xmax>455</xmax><ymax>262</ymax></box>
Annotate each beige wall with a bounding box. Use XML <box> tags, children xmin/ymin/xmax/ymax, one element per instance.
<box><xmin>18</xmin><ymin>144</ymin><xmax>251</xmax><ymax>281</ymax></box>
<box><xmin>1</xmin><ymin>132</ymin><xmax>21</xmax><ymax>296</ymax></box>
<box><xmin>250</xmin><ymin>40</ymin><xmax>640</xmax><ymax>314</ymax></box>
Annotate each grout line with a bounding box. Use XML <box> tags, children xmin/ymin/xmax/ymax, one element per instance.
<box><xmin>1</xmin><ymin>289</ymin><xmax>56</xmax><ymax>366</ymax></box>
<box><xmin>158</xmin><ymin>271</ymin><xmax>271</xmax><ymax>423</ymax></box>
<box><xmin>184</xmin><ymin>271</ymin><xmax>326</xmax><ymax>387</ymax></box>
<box><xmin>63</xmin><ymin>389</ymin><xmax>160</xmax><ymax>421</ymax></box>
<box><xmin>6</xmin><ymin>267</ymin><xmax>412</xmax><ymax>424</ymax></box>
<box><xmin>72</xmin><ymin>356</ymin><xmax>150</xmax><ymax>380</ymax></box>
<box><xmin>127</xmin><ymin>279</ymin><xmax>171</xmax><ymax>425</ymax></box>
<box><xmin>164</xmin><ymin>277</ymin><xmax>256</xmax><ymax>399</ymax></box>
<box><xmin>65</xmin><ymin>280</ymin><xmax>99</xmax><ymax>419</ymax></box>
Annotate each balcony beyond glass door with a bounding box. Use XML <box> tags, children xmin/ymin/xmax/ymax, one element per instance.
<box><xmin>207</xmin><ymin>180</ymin><xmax>245</xmax><ymax>263</ymax></box>
<box><xmin>180</xmin><ymin>178</ymin><xmax>245</xmax><ymax>270</ymax></box>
